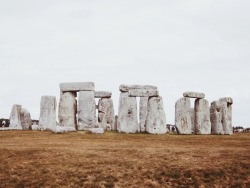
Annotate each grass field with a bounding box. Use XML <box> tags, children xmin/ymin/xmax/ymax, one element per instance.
<box><xmin>0</xmin><ymin>131</ymin><xmax>249</xmax><ymax>187</ymax></box>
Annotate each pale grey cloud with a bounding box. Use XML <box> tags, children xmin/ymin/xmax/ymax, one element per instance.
<box><xmin>0</xmin><ymin>0</ymin><xmax>249</xmax><ymax>127</ymax></box>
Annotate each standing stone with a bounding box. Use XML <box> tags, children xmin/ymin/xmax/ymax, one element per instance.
<box><xmin>190</xmin><ymin>108</ymin><xmax>195</xmax><ymax>133</ymax></box>
<box><xmin>194</xmin><ymin>99</ymin><xmax>211</xmax><ymax>134</ymax></box>
<box><xmin>78</xmin><ymin>91</ymin><xmax>96</xmax><ymax>130</ymax></box>
<box><xmin>39</xmin><ymin>96</ymin><xmax>57</xmax><ymax>131</ymax></box>
<box><xmin>9</xmin><ymin>104</ymin><xmax>22</xmax><ymax>130</ymax></box>
<box><xmin>139</xmin><ymin>97</ymin><xmax>148</xmax><ymax>132</ymax></box>
<box><xmin>98</xmin><ymin>98</ymin><xmax>115</xmax><ymax>130</ymax></box>
<box><xmin>117</xmin><ymin>92</ymin><xmax>138</xmax><ymax>133</ymax></box>
<box><xmin>210</xmin><ymin>101</ymin><xmax>224</xmax><ymax>134</ymax></box>
<box><xmin>146</xmin><ymin>96</ymin><xmax>167</xmax><ymax>134</ymax></box>
<box><xmin>58</xmin><ymin>92</ymin><xmax>77</xmax><ymax>131</ymax></box>
<box><xmin>20</xmin><ymin>108</ymin><xmax>32</xmax><ymax>130</ymax></box>
<box><xmin>175</xmin><ymin>98</ymin><xmax>192</xmax><ymax>134</ymax></box>
<box><xmin>219</xmin><ymin>98</ymin><xmax>233</xmax><ymax>135</ymax></box>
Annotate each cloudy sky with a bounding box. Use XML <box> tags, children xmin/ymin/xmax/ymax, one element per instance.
<box><xmin>0</xmin><ymin>0</ymin><xmax>249</xmax><ymax>127</ymax></box>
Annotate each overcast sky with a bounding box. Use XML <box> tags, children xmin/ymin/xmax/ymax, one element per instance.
<box><xmin>0</xmin><ymin>0</ymin><xmax>249</xmax><ymax>127</ymax></box>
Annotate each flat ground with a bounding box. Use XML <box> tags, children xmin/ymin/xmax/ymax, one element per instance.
<box><xmin>0</xmin><ymin>131</ymin><xmax>249</xmax><ymax>187</ymax></box>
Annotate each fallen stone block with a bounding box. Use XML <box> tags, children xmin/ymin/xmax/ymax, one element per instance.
<box><xmin>60</xmin><ymin>82</ymin><xmax>95</xmax><ymax>92</ymax></box>
<box><xmin>31</xmin><ymin>124</ymin><xmax>39</xmax><ymax>131</ymax></box>
<box><xmin>183</xmin><ymin>92</ymin><xmax>205</xmax><ymax>99</ymax></box>
<box><xmin>119</xmin><ymin>84</ymin><xmax>157</xmax><ymax>92</ymax></box>
<box><xmin>94</xmin><ymin>91</ymin><xmax>112</xmax><ymax>98</ymax></box>
<box><xmin>88</xmin><ymin>128</ymin><xmax>104</xmax><ymax>134</ymax></box>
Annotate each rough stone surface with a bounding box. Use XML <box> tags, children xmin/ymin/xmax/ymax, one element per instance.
<box><xmin>210</xmin><ymin>101</ymin><xmax>224</xmax><ymax>134</ymax></box>
<box><xmin>117</xmin><ymin>92</ymin><xmax>138</xmax><ymax>133</ymax></box>
<box><xmin>219</xmin><ymin>98</ymin><xmax>233</xmax><ymax>135</ymax></box>
<box><xmin>60</xmin><ymin>82</ymin><xmax>95</xmax><ymax>92</ymax></box>
<box><xmin>139</xmin><ymin>97</ymin><xmax>148</xmax><ymax>132</ymax></box>
<box><xmin>119</xmin><ymin>85</ymin><xmax>157</xmax><ymax>92</ymax></box>
<box><xmin>175</xmin><ymin>98</ymin><xmax>192</xmax><ymax>134</ymax></box>
<box><xmin>89</xmin><ymin>128</ymin><xmax>104</xmax><ymax>134</ymax></box>
<box><xmin>58</xmin><ymin>92</ymin><xmax>77</xmax><ymax>130</ymax></box>
<box><xmin>94</xmin><ymin>91</ymin><xmax>112</xmax><ymax>98</ymax></box>
<box><xmin>51</xmin><ymin>126</ymin><xmax>76</xmax><ymax>134</ymax></box>
<box><xmin>98</xmin><ymin>98</ymin><xmax>115</xmax><ymax>130</ymax></box>
<box><xmin>9</xmin><ymin>104</ymin><xmax>22</xmax><ymax>130</ymax></box>
<box><xmin>31</xmin><ymin>124</ymin><xmax>39</xmax><ymax>131</ymax></box>
<box><xmin>183</xmin><ymin>92</ymin><xmax>205</xmax><ymax>99</ymax></box>
<box><xmin>20</xmin><ymin>108</ymin><xmax>32</xmax><ymax>130</ymax></box>
<box><xmin>39</xmin><ymin>96</ymin><xmax>57</xmax><ymax>131</ymax></box>
<box><xmin>190</xmin><ymin>108</ymin><xmax>195</xmax><ymax>133</ymax></box>
<box><xmin>220</xmin><ymin>97</ymin><xmax>233</xmax><ymax>104</ymax></box>
<box><xmin>194</xmin><ymin>99</ymin><xmax>211</xmax><ymax>134</ymax></box>
<box><xmin>78</xmin><ymin>91</ymin><xmax>96</xmax><ymax>130</ymax></box>
<box><xmin>128</xmin><ymin>90</ymin><xmax>159</xmax><ymax>97</ymax></box>
<box><xmin>146</xmin><ymin>96</ymin><xmax>167</xmax><ymax>134</ymax></box>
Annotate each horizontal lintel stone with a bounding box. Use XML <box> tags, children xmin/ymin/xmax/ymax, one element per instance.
<box><xmin>183</xmin><ymin>92</ymin><xmax>205</xmax><ymax>99</ymax></box>
<box><xmin>94</xmin><ymin>91</ymin><xmax>112</xmax><ymax>98</ymax></box>
<box><xmin>119</xmin><ymin>84</ymin><xmax>157</xmax><ymax>92</ymax></box>
<box><xmin>128</xmin><ymin>89</ymin><xmax>159</xmax><ymax>97</ymax></box>
<box><xmin>60</xmin><ymin>82</ymin><xmax>95</xmax><ymax>92</ymax></box>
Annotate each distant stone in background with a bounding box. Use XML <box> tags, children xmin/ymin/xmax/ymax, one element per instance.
<box><xmin>9</xmin><ymin>104</ymin><xmax>22</xmax><ymax>130</ymax></box>
<box><xmin>194</xmin><ymin>99</ymin><xmax>211</xmax><ymax>134</ymax></box>
<box><xmin>60</xmin><ymin>82</ymin><xmax>95</xmax><ymax>92</ymax></box>
<box><xmin>98</xmin><ymin>98</ymin><xmax>115</xmax><ymax>130</ymax></box>
<box><xmin>20</xmin><ymin>108</ymin><xmax>32</xmax><ymax>130</ymax></box>
<box><xmin>183</xmin><ymin>92</ymin><xmax>205</xmax><ymax>99</ymax></box>
<box><xmin>119</xmin><ymin>85</ymin><xmax>157</xmax><ymax>92</ymax></box>
<box><xmin>175</xmin><ymin>98</ymin><xmax>192</xmax><ymax>134</ymax></box>
<box><xmin>94</xmin><ymin>91</ymin><xmax>112</xmax><ymax>98</ymax></box>
<box><xmin>39</xmin><ymin>96</ymin><xmax>57</xmax><ymax>131</ymax></box>
<box><xmin>78</xmin><ymin>91</ymin><xmax>96</xmax><ymax>130</ymax></box>
<box><xmin>146</xmin><ymin>96</ymin><xmax>167</xmax><ymax>134</ymax></box>
<box><xmin>210</xmin><ymin>101</ymin><xmax>224</xmax><ymax>134</ymax></box>
<box><xmin>58</xmin><ymin>91</ymin><xmax>77</xmax><ymax>131</ymax></box>
<box><xmin>219</xmin><ymin>98</ymin><xmax>233</xmax><ymax>135</ymax></box>
<box><xmin>117</xmin><ymin>92</ymin><xmax>138</xmax><ymax>133</ymax></box>
<box><xmin>139</xmin><ymin>97</ymin><xmax>148</xmax><ymax>132</ymax></box>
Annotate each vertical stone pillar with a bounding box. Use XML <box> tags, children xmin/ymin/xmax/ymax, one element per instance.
<box><xmin>78</xmin><ymin>91</ymin><xmax>96</xmax><ymax>130</ymax></box>
<box><xmin>219</xmin><ymin>98</ymin><xmax>233</xmax><ymax>135</ymax></box>
<box><xmin>175</xmin><ymin>97</ymin><xmax>192</xmax><ymax>134</ymax></box>
<box><xmin>98</xmin><ymin>98</ymin><xmax>115</xmax><ymax>131</ymax></box>
<box><xmin>210</xmin><ymin>101</ymin><xmax>224</xmax><ymax>134</ymax></box>
<box><xmin>194</xmin><ymin>99</ymin><xmax>211</xmax><ymax>134</ymax></box>
<box><xmin>58</xmin><ymin>91</ymin><xmax>77</xmax><ymax>130</ymax></box>
<box><xmin>146</xmin><ymin>96</ymin><xmax>167</xmax><ymax>134</ymax></box>
<box><xmin>20</xmin><ymin>108</ymin><xmax>32</xmax><ymax>130</ymax></box>
<box><xmin>9</xmin><ymin>104</ymin><xmax>22</xmax><ymax>130</ymax></box>
<box><xmin>139</xmin><ymin>97</ymin><xmax>148</xmax><ymax>132</ymax></box>
<box><xmin>117</xmin><ymin>92</ymin><xmax>138</xmax><ymax>133</ymax></box>
<box><xmin>39</xmin><ymin>96</ymin><xmax>57</xmax><ymax>131</ymax></box>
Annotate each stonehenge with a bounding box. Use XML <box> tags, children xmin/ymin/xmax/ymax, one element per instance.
<box><xmin>220</xmin><ymin>98</ymin><xmax>233</xmax><ymax>135</ymax></box>
<box><xmin>210</xmin><ymin>101</ymin><xmax>224</xmax><ymax>134</ymax></box>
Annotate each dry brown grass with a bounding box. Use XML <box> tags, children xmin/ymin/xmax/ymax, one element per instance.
<box><xmin>0</xmin><ymin>131</ymin><xmax>249</xmax><ymax>187</ymax></box>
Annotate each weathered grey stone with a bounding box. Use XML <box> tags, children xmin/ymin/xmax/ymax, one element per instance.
<box><xmin>210</xmin><ymin>101</ymin><xmax>224</xmax><ymax>134</ymax></box>
<box><xmin>78</xmin><ymin>91</ymin><xmax>96</xmax><ymax>130</ymax></box>
<box><xmin>190</xmin><ymin>108</ymin><xmax>195</xmax><ymax>133</ymax></box>
<box><xmin>183</xmin><ymin>92</ymin><xmax>205</xmax><ymax>99</ymax></box>
<box><xmin>146</xmin><ymin>96</ymin><xmax>167</xmax><ymax>134</ymax></box>
<box><xmin>114</xmin><ymin>115</ymin><xmax>118</xmax><ymax>131</ymax></box>
<box><xmin>117</xmin><ymin>92</ymin><xmax>138</xmax><ymax>133</ymax></box>
<box><xmin>175</xmin><ymin>98</ymin><xmax>192</xmax><ymax>134</ymax></box>
<box><xmin>219</xmin><ymin>98</ymin><xmax>233</xmax><ymax>135</ymax></box>
<box><xmin>20</xmin><ymin>108</ymin><xmax>32</xmax><ymax>130</ymax></box>
<box><xmin>58</xmin><ymin>92</ymin><xmax>77</xmax><ymax>130</ymax></box>
<box><xmin>51</xmin><ymin>126</ymin><xmax>76</xmax><ymax>134</ymax></box>
<box><xmin>60</xmin><ymin>82</ymin><xmax>95</xmax><ymax>92</ymax></box>
<box><xmin>139</xmin><ymin>97</ymin><xmax>148</xmax><ymax>132</ymax></box>
<box><xmin>220</xmin><ymin>97</ymin><xmax>233</xmax><ymax>104</ymax></box>
<box><xmin>89</xmin><ymin>128</ymin><xmax>104</xmax><ymax>134</ymax></box>
<box><xmin>9</xmin><ymin>104</ymin><xmax>22</xmax><ymax>130</ymax></box>
<box><xmin>194</xmin><ymin>99</ymin><xmax>211</xmax><ymax>134</ymax></box>
<box><xmin>128</xmin><ymin>90</ymin><xmax>159</xmax><ymax>97</ymax></box>
<box><xmin>94</xmin><ymin>91</ymin><xmax>112</xmax><ymax>98</ymax></box>
<box><xmin>120</xmin><ymin>84</ymin><xmax>157</xmax><ymax>92</ymax></box>
<box><xmin>39</xmin><ymin>96</ymin><xmax>57</xmax><ymax>131</ymax></box>
<box><xmin>31</xmin><ymin>124</ymin><xmax>39</xmax><ymax>131</ymax></box>
<box><xmin>98</xmin><ymin>98</ymin><xmax>115</xmax><ymax>130</ymax></box>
